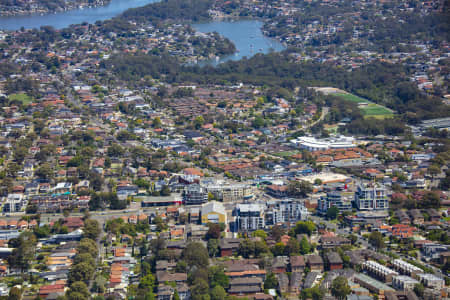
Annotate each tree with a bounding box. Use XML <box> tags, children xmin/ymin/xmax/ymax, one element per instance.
<box><xmin>413</xmin><ymin>283</ymin><xmax>424</xmax><ymax>298</ymax></box>
<box><xmin>182</xmin><ymin>242</ymin><xmax>209</xmax><ymax>269</ymax></box>
<box><xmin>13</xmin><ymin>146</ymin><xmax>28</xmax><ymax>163</ymax></box>
<box><xmin>191</xmin><ymin>278</ymin><xmax>209</xmax><ymax>300</ymax></box>
<box><xmin>428</xmin><ymin>164</ymin><xmax>441</xmax><ymax>178</ymax></box>
<box><xmin>331</xmin><ymin>276</ymin><xmax>351</xmax><ymax>300</ymax></box>
<box><xmin>153</xmin><ymin>216</ymin><xmax>167</xmax><ymax>232</ymax></box>
<box><xmin>299</xmin><ymin>236</ymin><xmax>311</xmax><ymax>254</ymax></box>
<box><xmin>252</xmin><ymin>116</ymin><xmax>265</xmax><ymax>128</ymax></box>
<box><xmin>285</xmin><ymin>238</ymin><xmax>300</xmax><ymax>255</ymax></box>
<box><xmin>160</xmin><ymin>185</ymin><xmax>171</xmax><ymax>196</ymax></box>
<box><xmin>77</xmin><ymin>238</ymin><xmax>98</xmax><ymax>258</ymax></box>
<box><xmin>194</xmin><ymin>115</ymin><xmax>205</xmax><ymax>129</ymax></box>
<box><xmin>421</xmin><ymin>191</ymin><xmax>441</xmax><ymax>209</ymax></box>
<box><xmin>326</xmin><ymin>206</ymin><xmax>339</xmax><ymax>220</ymax></box>
<box><xmin>73</xmin><ymin>253</ymin><xmax>95</xmax><ymax>266</ymax></box>
<box><xmin>68</xmin><ymin>262</ymin><xmax>95</xmax><ymax>284</ymax></box>
<box><xmin>35</xmin><ymin>163</ymin><xmax>54</xmax><ymax>180</ymax></box>
<box><xmin>254</xmin><ymin>240</ymin><xmax>270</xmax><ymax>257</ymax></box>
<box><xmin>109</xmin><ymin>193</ymin><xmax>127</xmax><ymax>210</ymax></box>
<box><xmin>8</xmin><ymin>287</ymin><xmax>21</xmax><ymax>300</ymax></box>
<box><xmin>238</xmin><ymin>239</ymin><xmax>255</xmax><ymax>258</ymax></box>
<box><xmin>208</xmin><ymin>266</ymin><xmax>229</xmax><ymax>288</ymax></box>
<box><xmin>207</xmin><ymin>239</ymin><xmax>220</xmax><ymax>257</ymax></box>
<box><xmin>176</xmin><ymin>261</ymin><xmax>187</xmax><ymax>273</ymax></box>
<box><xmin>66</xmin><ymin>292</ymin><xmax>87</xmax><ymax>300</ymax></box>
<box><xmin>349</xmin><ymin>234</ymin><xmax>358</xmax><ymax>245</ymax></box>
<box><xmin>301</xmin><ymin>286</ymin><xmax>325</xmax><ymax>300</ymax></box>
<box><xmin>152</xmin><ymin>117</ymin><xmax>162</xmax><ymax>128</ymax></box>
<box><xmin>83</xmin><ymin>219</ymin><xmax>100</xmax><ymax>240</ymax></box>
<box><xmin>368</xmin><ymin>231</ymin><xmax>385</xmax><ymax>249</ymax></box>
<box><xmin>206</xmin><ymin>223</ymin><xmax>222</xmax><ymax>240</ymax></box>
<box><xmin>67</xmin><ymin>281</ymin><xmax>89</xmax><ymax>300</ymax></box>
<box><xmin>8</xmin><ymin>231</ymin><xmax>37</xmax><ymax>272</ymax></box>
<box><xmin>172</xmin><ymin>290</ymin><xmax>180</xmax><ymax>300</ymax></box>
<box><xmin>294</xmin><ymin>221</ymin><xmax>316</xmax><ymax>236</ymax></box>
<box><xmin>139</xmin><ymin>274</ymin><xmax>155</xmax><ymax>291</ymax></box>
<box><xmin>269</xmin><ymin>225</ymin><xmax>285</xmax><ymax>242</ymax></box>
<box><xmin>314</xmin><ymin>178</ymin><xmax>323</xmax><ymax>185</ymax></box>
<box><xmin>287</xmin><ymin>180</ymin><xmax>312</xmax><ymax>197</ymax></box>
<box><xmin>89</xmin><ymin>171</ymin><xmax>104</xmax><ymax>192</ymax></box>
<box><xmin>264</xmin><ymin>272</ymin><xmax>278</xmax><ymax>289</ymax></box>
<box><xmin>252</xmin><ymin>229</ymin><xmax>267</xmax><ymax>240</ymax></box>
<box><xmin>209</xmin><ymin>286</ymin><xmax>226</xmax><ymax>300</ymax></box>
<box><xmin>107</xmin><ymin>143</ymin><xmax>124</xmax><ymax>157</ymax></box>
<box><xmin>271</xmin><ymin>242</ymin><xmax>285</xmax><ymax>257</ymax></box>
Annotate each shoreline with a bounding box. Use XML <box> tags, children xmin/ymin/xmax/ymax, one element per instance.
<box><xmin>0</xmin><ymin>0</ymin><xmax>111</xmax><ymax>17</ymax></box>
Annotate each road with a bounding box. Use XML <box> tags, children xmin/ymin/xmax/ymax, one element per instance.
<box><xmin>2</xmin><ymin>201</ymin><xmax>158</xmax><ymax>225</ymax></box>
<box><xmin>304</xmin><ymin>106</ymin><xmax>329</xmax><ymax>129</ymax></box>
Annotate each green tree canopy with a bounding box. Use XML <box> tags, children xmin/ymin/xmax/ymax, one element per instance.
<box><xmin>294</xmin><ymin>221</ymin><xmax>316</xmax><ymax>236</ymax></box>
<box><xmin>264</xmin><ymin>272</ymin><xmax>278</xmax><ymax>289</ymax></box>
<box><xmin>368</xmin><ymin>231</ymin><xmax>385</xmax><ymax>249</ymax></box>
<box><xmin>326</xmin><ymin>206</ymin><xmax>339</xmax><ymax>220</ymax></box>
<box><xmin>331</xmin><ymin>276</ymin><xmax>351</xmax><ymax>300</ymax></box>
<box><xmin>182</xmin><ymin>242</ymin><xmax>209</xmax><ymax>269</ymax></box>
<box><xmin>83</xmin><ymin>219</ymin><xmax>100</xmax><ymax>240</ymax></box>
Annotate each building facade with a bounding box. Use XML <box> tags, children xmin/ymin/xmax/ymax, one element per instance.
<box><xmin>392</xmin><ymin>275</ymin><xmax>419</xmax><ymax>291</ymax></box>
<box><xmin>204</xmin><ymin>183</ymin><xmax>254</xmax><ymax>202</ymax></box>
<box><xmin>201</xmin><ymin>201</ymin><xmax>227</xmax><ymax>225</ymax></box>
<box><xmin>355</xmin><ymin>183</ymin><xmax>389</xmax><ymax>210</ymax></box>
<box><xmin>266</xmin><ymin>199</ymin><xmax>309</xmax><ymax>225</ymax></box>
<box><xmin>318</xmin><ymin>191</ymin><xmax>353</xmax><ymax>215</ymax></box>
<box><xmin>234</xmin><ymin>203</ymin><xmax>265</xmax><ymax>232</ymax></box>
<box><xmin>183</xmin><ymin>184</ymin><xmax>208</xmax><ymax>205</ymax></box>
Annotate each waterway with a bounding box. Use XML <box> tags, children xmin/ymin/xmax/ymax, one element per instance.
<box><xmin>0</xmin><ymin>1</ymin><xmax>285</xmax><ymax>65</ymax></box>
<box><xmin>193</xmin><ymin>20</ymin><xmax>285</xmax><ymax>66</ymax></box>
<box><xmin>0</xmin><ymin>0</ymin><xmax>158</xmax><ymax>30</ymax></box>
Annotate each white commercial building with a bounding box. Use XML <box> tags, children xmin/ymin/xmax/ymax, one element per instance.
<box><xmin>203</xmin><ymin>180</ymin><xmax>254</xmax><ymax>202</ymax></box>
<box><xmin>291</xmin><ymin>136</ymin><xmax>355</xmax><ymax>151</ymax></box>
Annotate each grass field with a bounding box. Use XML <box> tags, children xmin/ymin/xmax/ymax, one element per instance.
<box><xmin>8</xmin><ymin>93</ymin><xmax>33</xmax><ymax>105</ymax></box>
<box><xmin>361</xmin><ymin>104</ymin><xmax>393</xmax><ymax>116</ymax></box>
<box><xmin>334</xmin><ymin>92</ymin><xmax>394</xmax><ymax>118</ymax></box>
<box><xmin>334</xmin><ymin>92</ymin><xmax>369</xmax><ymax>104</ymax></box>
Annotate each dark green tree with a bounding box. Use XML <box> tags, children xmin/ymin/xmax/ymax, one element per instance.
<box><xmin>264</xmin><ymin>272</ymin><xmax>278</xmax><ymax>289</ymax></box>
<box><xmin>182</xmin><ymin>242</ymin><xmax>209</xmax><ymax>269</ymax></box>
<box><xmin>326</xmin><ymin>206</ymin><xmax>339</xmax><ymax>220</ymax></box>
<box><xmin>331</xmin><ymin>276</ymin><xmax>351</xmax><ymax>300</ymax></box>
<box><xmin>368</xmin><ymin>231</ymin><xmax>385</xmax><ymax>249</ymax></box>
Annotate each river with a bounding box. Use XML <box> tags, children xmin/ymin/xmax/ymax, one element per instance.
<box><xmin>0</xmin><ymin>0</ymin><xmax>158</xmax><ymax>30</ymax></box>
<box><xmin>193</xmin><ymin>20</ymin><xmax>285</xmax><ymax>65</ymax></box>
<box><xmin>0</xmin><ymin>1</ymin><xmax>285</xmax><ymax>64</ymax></box>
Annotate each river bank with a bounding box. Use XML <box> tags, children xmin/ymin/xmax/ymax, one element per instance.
<box><xmin>0</xmin><ymin>0</ymin><xmax>158</xmax><ymax>30</ymax></box>
<box><xmin>0</xmin><ymin>0</ymin><xmax>111</xmax><ymax>17</ymax></box>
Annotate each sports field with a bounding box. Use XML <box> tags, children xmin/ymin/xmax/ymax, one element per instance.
<box><xmin>334</xmin><ymin>92</ymin><xmax>394</xmax><ymax>118</ymax></box>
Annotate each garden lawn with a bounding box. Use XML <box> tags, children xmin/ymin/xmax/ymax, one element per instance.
<box><xmin>8</xmin><ymin>93</ymin><xmax>33</xmax><ymax>105</ymax></box>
